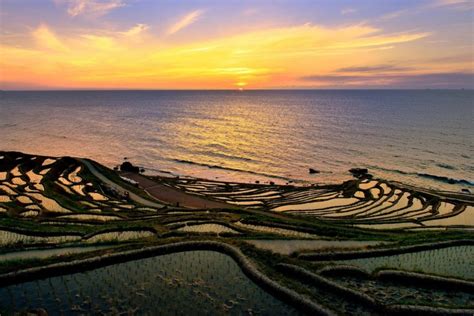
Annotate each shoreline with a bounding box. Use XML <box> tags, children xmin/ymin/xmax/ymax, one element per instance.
<box><xmin>2</xmin><ymin>147</ymin><xmax>472</xmax><ymax>194</ymax></box>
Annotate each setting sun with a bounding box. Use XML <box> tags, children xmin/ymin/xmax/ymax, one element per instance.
<box><xmin>0</xmin><ymin>0</ymin><xmax>472</xmax><ymax>89</ymax></box>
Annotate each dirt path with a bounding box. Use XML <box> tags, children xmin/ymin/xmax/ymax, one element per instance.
<box><xmin>82</xmin><ymin>160</ymin><xmax>353</xmax><ymax>233</ymax></box>
<box><xmin>80</xmin><ymin>159</ymin><xmax>165</xmax><ymax>209</ymax></box>
<box><xmin>121</xmin><ymin>172</ymin><xmax>234</xmax><ymax>209</ymax></box>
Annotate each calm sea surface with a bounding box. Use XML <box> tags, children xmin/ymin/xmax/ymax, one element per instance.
<box><xmin>0</xmin><ymin>90</ymin><xmax>472</xmax><ymax>191</ymax></box>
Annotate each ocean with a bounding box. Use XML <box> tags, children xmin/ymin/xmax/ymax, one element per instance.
<box><xmin>0</xmin><ymin>90</ymin><xmax>472</xmax><ymax>191</ymax></box>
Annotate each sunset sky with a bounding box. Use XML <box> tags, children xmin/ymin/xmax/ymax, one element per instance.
<box><xmin>0</xmin><ymin>0</ymin><xmax>473</xmax><ymax>89</ymax></box>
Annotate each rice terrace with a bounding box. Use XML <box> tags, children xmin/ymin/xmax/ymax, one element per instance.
<box><xmin>0</xmin><ymin>151</ymin><xmax>473</xmax><ymax>315</ymax></box>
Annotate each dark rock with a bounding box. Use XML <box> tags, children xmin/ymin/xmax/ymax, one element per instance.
<box><xmin>308</xmin><ymin>168</ymin><xmax>319</xmax><ymax>174</ymax></box>
<box><xmin>255</xmin><ymin>180</ymin><xmax>260</xmax><ymax>184</ymax></box>
<box><xmin>120</xmin><ymin>161</ymin><xmax>140</xmax><ymax>173</ymax></box>
<box><xmin>113</xmin><ymin>166</ymin><xmax>118</xmax><ymax>171</ymax></box>
<box><xmin>140</xmin><ymin>168</ymin><xmax>145</xmax><ymax>173</ymax></box>
<box><xmin>461</xmin><ymin>188</ymin><xmax>471</xmax><ymax>193</ymax></box>
<box><xmin>269</xmin><ymin>181</ymin><xmax>275</xmax><ymax>185</ymax></box>
<box><xmin>349</xmin><ymin>168</ymin><xmax>368</xmax><ymax>175</ymax></box>
<box><xmin>349</xmin><ymin>168</ymin><xmax>369</xmax><ymax>178</ymax></box>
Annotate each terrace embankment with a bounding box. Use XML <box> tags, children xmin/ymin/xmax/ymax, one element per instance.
<box><xmin>0</xmin><ymin>241</ymin><xmax>333</xmax><ymax>315</ymax></box>
<box><xmin>297</xmin><ymin>239</ymin><xmax>474</xmax><ymax>260</ymax></box>
<box><xmin>1</xmin><ymin>151</ymin><xmax>474</xmax><ymax>314</ymax></box>
<box><xmin>155</xmin><ymin>173</ymin><xmax>474</xmax><ymax>231</ymax></box>
<box><xmin>120</xmin><ymin>171</ymin><xmax>233</xmax><ymax>209</ymax></box>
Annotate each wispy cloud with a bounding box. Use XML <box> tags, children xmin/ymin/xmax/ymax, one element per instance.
<box><xmin>166</xmin><ymin>9</ymin><xmax>205</xmax><ymax>36</ymax></box>
<box><xmin>379</xmin><ymin>0</ymin><xmax>474</xmax><ymax>20</ymax></box>
<box><xmin>336</xmin><ymin>64</ymin><xmax>412</xmax><ymax>73</ymax></box>
<box><xmin>55</xmin><ymin>0</ymin><xmax>125</xmax><ymax>17</ymax></box>
<box><xmin>378</xmin><ymin>9</ymin><xmax>408</xmax><ymax>21</ymax></box>
<box><xmin>300</xmin><ymin>72</ymin><xmax>474</xmax><ymax>88</ymax></box>
<box><xmin>431</xmin><ymin>0</ymin><xmax>474</xmax><ymax>10</ymax></box>
<box><xmin>121</xmin><ymin>23</ymin><xmax>149</xmax><ymax>36</ymax></box>
<box><xmin>341</xmin><ymin>8</ymin><xmax>357</xmax><ymax>15</ymax></box>
<box><xmin>32</xmin><ymin>24</ymin><xmax>69</xmax><ymax>52</ymax></box>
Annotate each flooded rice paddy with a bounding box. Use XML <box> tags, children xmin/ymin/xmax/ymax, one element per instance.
<box><xmin>338</xmin><ymin>246</ymin><xmax>474</xmax><ymax>280</ymax></box>
<box><xmin>0</xmin><ymin>246</ymin><xmax>109</xmax><ymax>262</ymax></box>
<box><xmin>234</xmin><ymin>222</ymin><xmax>318</xmax><ymax>239</ymax></box>
<box><xmin>160</xmin><ymin>177</ymin><xmax>474</xmax><ymax>230</ymax></box>
<box><xmin>1</xmin><ymin>152</ymin><xmax>473</xmax><ymax>314</ymax></box>
<box><xmin>246</xmin><ymin>239</ymin><xmax>385</xmax><ymax>255</ymax></box>
<box><xmin>177</xmin><ymin>223</ymin><xmax>240</xmax><ymax>234</ymax></box>
<box><xmin>328</xmin><ymin>275</ymin><xmax>474</xmax><ymax>309</ymax></box>
<box><xmin>84</xmin><ymin>230</ymin><xmax>155</xmax><ymax>243</ymax></box>
<box><xmin>0</xmin><ymin>230</ymin><xmax>81</xmax><ymax>246</ymax></box>
<box><xmin>0</xmin><ymin>250</ymin><xmax>300</xmax><ymax>315</ymax></box>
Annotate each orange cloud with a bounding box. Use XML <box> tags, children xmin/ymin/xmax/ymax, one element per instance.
<box><xmin>32</xmin><ymin>24</ymin><xmax>70</xmax><ymax>52</ymax></box>
<box><xmin>0</xmin><ymin>22</ymin><xmax>444</xmax><ymax>89</ymax></box>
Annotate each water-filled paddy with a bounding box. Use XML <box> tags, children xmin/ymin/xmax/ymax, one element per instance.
<box><xmin>0</xmin><ymin>230</ymin><xmax>81</xmax><ymax>246</ymax></box>
<box><xmin>19</xmin><ymin>210</ymin><xmax>39</xmax><ymax>217</ymax></box>
<box><xmin>16</xmin><ymin>195</ymin><xmax>33</xmax><ymax>204</ymax></box>
<box><xmin>11</xmin><ymin>166</ymin><xmax>22</xmax><ymax>177</ymax></box>
<box><xmin>330</xmin><ymin>275</ymin><xmax>474</xmax><ymax>308</ymax></box>
<box><xmin>58</xmin><ymin>214</ymin><xmax>121</xmax><ymax>222</ymax></box>
<box><xmin>0</xmin><ymin>250</ymin><xmax>300</xmax><ymax>315</ymax></box>
<box><xmin>27</xmin><ymin>193</ymin><xmax>72</xmax><ymax>214</ymax></box>
<box><xmin>0</xmin><ymin>185</ymin><xmax>16</xmax><ymax>195</ymax></box>
<box><xmin>71</xmin><ymin>184</ymin><xmax>86</xmax><ymax>196</ymax></box>
<box><xmin>11</xmin><ymin>177</ymin><xmax>26</xmax><ymax>186</ymax></box>
<box><xmin>39</xmin><ymin>168</ymin><xmax>50</xmax><ymax>175</ymax></box>
<box><xmin>177</xmin><ymin>223</ymin><xmax>240</xmax><ymax>234</ymax></box>
<box><xmin>89</xmin><ymin>192</ymin><xmax>109</xmax><ymax>201</ymax></box>
<box><xmin>41</xmin><ymin>158</ymin><xmax>56</xmax><ymax>166</ymax></box>
<box><xmin>246</xmin><ymin>239</ymin><xmax>384</xmax><ymax>255</ymax></box>
<box><xmin>339</xmin><ymin>246</ymin><xmax>474</xmax><ymax>280</ymax></box>
<box><xmin>0</xmin><ymin>195</ymin><xmax>11</xmax><ymax>203</ymax></box>
<box><xmin>424</xmin><ymin>206</ymin><xmax>474</xmax><ymax>226</ymax></box>
<box><xmin>33</xmin><ymin>183</ymin><xmax>45</xmax><ymax>191</ymax></box>
<box><xmin>234</xmin><ymin>222</ymin><xmax>318</xmax><ymax>239</ymax></box>
<box><xmin>85</xmin><ymin>230</ymin><xmax>155</xmax><ymax>243</ymax></box>
<box><xmin>272</xmin><ymin>197</ymin><xmax>360</xmax><ymax>212</ymax></box>
<box><xmin>58</xmin><ymin>177</ymin><xmax>73</xmax><ymax>186</ymax></box>
<box><xmin>67</xmin><ymin>166</ymin><xmax>82</xmax><ymax>183</ymax></box>
<box><xmin>0</xmin><ymin>246</ymin><xmax>109</xmax><ymax>262</ymax></box>
<box><xmin>26</xmin><ymin>170</ymin><xmax>42</xmax><ymax>183</ymax></box>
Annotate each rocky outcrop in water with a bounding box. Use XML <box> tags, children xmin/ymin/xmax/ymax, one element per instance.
<box><xmin>120</xmin><ymin>161</ymin><xmax>140</xmax><ymax>173</ymax></box>
<box><xmin>349</xmin><ymin>168</ymin><xmax>370</xmax><ymax>178</ymax></box>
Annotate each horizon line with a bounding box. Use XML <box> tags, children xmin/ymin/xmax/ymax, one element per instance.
<box><xmin>2</xmin><ymin>88</ymin><xmax>473</xmax><ymax>92</ymax></box>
